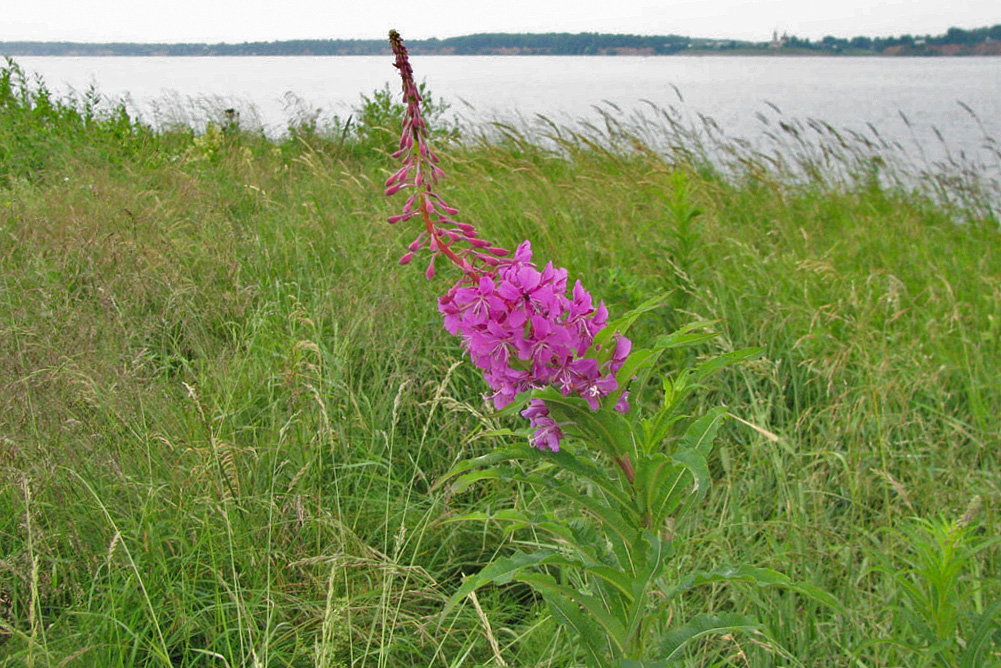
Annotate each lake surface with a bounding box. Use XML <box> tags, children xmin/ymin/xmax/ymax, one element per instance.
<box><xmin>11</xmin><ymin>55</ymin><xmax>1001</xmax><ymax>171</ymax></box>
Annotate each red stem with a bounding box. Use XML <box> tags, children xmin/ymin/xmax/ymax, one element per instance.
<box><xmin>616</xmin><ymin>454</ymin><xmax>636</xmax><ymax>485</ymax></box>
<box><xmin>420</xmin><ymin>193</ymin><xmax>467</xmax><ymax>270</ymax></box>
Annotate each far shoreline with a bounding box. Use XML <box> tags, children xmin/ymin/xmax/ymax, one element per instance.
<box><xmin>7</xmin><ymin>51</ymin><xmax>1001</xmax><ymax>58</ymax></box>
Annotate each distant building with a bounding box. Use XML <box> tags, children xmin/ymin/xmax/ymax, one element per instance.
<box><xmin>770</xmin><ymin>30</ymin><xmax>789</xmax><ymax>49</ymax></box>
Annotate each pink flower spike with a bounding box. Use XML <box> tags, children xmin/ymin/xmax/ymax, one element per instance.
<box><xmin>388</xmin><ymin>31</ymin><xmax>634</xmax><ymax>443</ymax></box>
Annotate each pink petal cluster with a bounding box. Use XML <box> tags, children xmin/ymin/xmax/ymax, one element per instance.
<box><xmin>439</xmin><ymin>241</ymin><xmax>632</xmax><ymax>451</ymax></box>
<box><xmin>386</xmin><ymin>31</ymin><xmax>632</xmax><ymax>452</ymax></box>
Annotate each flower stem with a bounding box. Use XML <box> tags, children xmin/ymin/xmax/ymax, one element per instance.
<box><xmin>616</xmin><ymin>454</ymin><xmax>636</xmax><ymax>485</ymax></box>
<box><xmin>420</xmin><ymin>192</ymin><xmax>468</xmax><ymax>271</ymax></box>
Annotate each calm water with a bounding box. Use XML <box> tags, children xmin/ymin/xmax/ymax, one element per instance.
<box><xmin>12</xmin><ymin>55</ymin><xmax>1001</xmax><ymax>166</ymax></box>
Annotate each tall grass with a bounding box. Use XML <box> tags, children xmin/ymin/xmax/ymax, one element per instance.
<box><xmin>0</xmin><ymin>60</ymin><xmax>998</xmax><ymax>666</ymax></box>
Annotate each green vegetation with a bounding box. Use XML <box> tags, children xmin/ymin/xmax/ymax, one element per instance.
<box><xmin>2</xmin><ymin>23</ymin><xmax>1000</xmax><ymax>56</ymax></box>
<box><xmin>0</xmin><ymin>59</ymin><xmax>999</xmax><ymax>667</ymax></box>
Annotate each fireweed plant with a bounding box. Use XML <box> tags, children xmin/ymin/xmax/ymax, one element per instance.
<box><xmin>384</xmin><ymin>30</ymin><xmax>837</xmax><ymax>667</ymax></box>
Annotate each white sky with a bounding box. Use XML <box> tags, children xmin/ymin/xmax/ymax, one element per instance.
<box><xmin>2</xmin><ymin>0</ymin><xmax>997</xmax><ymax>44</ymax></box>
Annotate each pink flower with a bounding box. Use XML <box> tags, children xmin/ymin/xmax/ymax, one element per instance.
<box><xmin>436</xmin><ymin>242</ymin><xmax>630</xmax><ymax>450</ymax></box>
<box><xmin>387</xmin><ymin>31</ymin><xmax>631</xmax><ymax>451</ymax></box>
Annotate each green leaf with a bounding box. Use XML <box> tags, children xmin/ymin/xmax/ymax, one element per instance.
<box><xmin>541</xmin><ymin>588</ymin><xmax>615</xmax><ymax>668</ymax></box>
<box><xmin>606</xmin><ymin>347</ymin><xmax>658</xmax><ymax>410</ymax></box>
<box><xmin>549</xmin><ymin>482</ymin><xmax>639</xmax><ymax>554</ymax></box>
<box><xmin>640</xmin><ymin>374</ymin><xmax>694</xmax><ymax>449</ymax></box>
<box><xmin>667</xmin><ymin>565</ymin><xmax>845</xmax><ymax>614</ymax></box>
<box><xmin>431</xmin><ymin>443</ymin><xmax>537</xmax><ymax>492</ymax></box>
<box><xmin>586</xmin><ymin>565</ymin><xmax>638</xmax><ymax>602</ymax></box>
<box><xmin>442</xmin><ymin>550</ymin><xmax>581</xmax><ymax>617</ymax></box>
<box><xmin>670</xmin><ymin>448</ymin><xmax>710</xmax><ymax>497</ymax></box>
<box><xmin>657</xmin><ymin>613</ymin><xmax>761</xmax><ymax>662</ymax></box>
<box><xmin>632</xmin><ymin>453</ymin><xmax>674</xmax><ymax>517</ymax></box>
<box><xmin>653</xmin><ymin>320</ymin><xmax>722</xmax><ymax>350</ymax></box>
<box><xmin>678</xmin><ymin>407</ymin><xmax>727</xmax><ymax>455</ymax></box>
<box><xmin>545</xmin><ymin>448</ymin><xmax>636</xmax><ymax>512</ymax></box>
<box><xmin>594</xmin><ymin>293</ymin><xmax>670</xmax><ymax>350</ymax></box>
<box><xmin>692</xmin><ymin>347</ymin><xmax>763</xmax><ymax>383</ymax></box>
<box><xmin>642</xmin><ymin>448</ymin><xmax>709</xmax><ymax>526</ymax></box>
<box><xmin>632</xmin><ymin>451</ymin><xmax>701</xmax><ymax>528</ymax></box>
<box><xmin>447</xmin><ymin>469</ymin><xmax>507</xmax><ymax>494</ymax></box>
<box><xmin>437</xmin><ymin>508</ymin><xmax>535</xmax><ymax>532</ymax></box>
<box><xmin>539</xmin><ymin>390</ymin><xmax>637</xmax><ymax>461</ymax></box>
<box><xmin>517</xmin><ymin>571</ymin><xmax>630</xmax><ymax>653</ymax></box>
<box><xmin>623</xmin><ymin>531</ymin><xmax>673</xmax><ymax>639</ymax></box>
<box><xmin>958</xmin><ymin>599</ymin><xmax>1001</xmax><ymax>668</ymax></box>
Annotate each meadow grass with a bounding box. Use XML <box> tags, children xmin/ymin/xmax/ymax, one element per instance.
<box><xmin>0</xmin><ymin>61</ymin><xmax>999</xmax><ymax>666</ymax></box>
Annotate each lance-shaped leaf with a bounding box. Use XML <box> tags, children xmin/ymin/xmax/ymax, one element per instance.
<box><xmin>548</xmin><ymin>482</ymin><xmax>639</xmax><ymax>563</ymax></box>
<box><xmin>538</xmin><ymin>389</ymin><xmax>638</xmax><ymax>462</ymax></box>
<box><xmin>652</xmin><ymin>319</ymin><xmax>723</xmax><ymax>351</ymax></box>
<box><xmin>642</xmin><ymin>411</ymin><xmax>722</xmax><ymax>525</ymax></box>
<box><xmin>542</xmin><ymin>588</ymin><xmax>616</xmax><ymax>668</ymax></box>
<box><xmin>431</xmin><ymin>442</ymin><xmax>537</xmax><ymax>492</ymax></box>
<box><xmin>656</xmin><ymin>613</ymin><xmax>762</xmax><ymax>663</ymax></box>
<box><xmin>605</xmin><ymin>347</ymin><xmax>658</xmax><ymax>411</ymax></box>
<box><xmin>546</xmin><ymin>447</ymin><xmax>638</xmax><ymax>513</ymax></box>
<box><xmin>517</xmin><ymin>571</ymin><xmax>631</xmax><ymax>654</ymax></box>
<box><xmin>692</xmin><ymin>347</ymin><xmax>763</xmax><ymax>383</ymax></box>
<box><xmin>665</xmin><ymin>564</ymin><xmax>844</xmax><ymax>614</ymax></box>
<box><xmin>623</xmin><ymin>531</ymin><xmax>673</xmax><ymax>640</ymax></box>
<box><xmin>593</xmin><ymin>293</ymin><xmax>670</xmax><ymax>351</ymax></box>
<box><xmin>678</xmin><ymin>406</ymin><xmax>727</xmax><ymax>455</ymax></box>
<box><xmin>442</xmin><ymin>550</ymin><xmax>583</xmax><ymax>617</ymax></box>
<box><xmin>959</xmin><ymin>599</ymin><xmax>1001</xmax><ymax>668</ymax></box>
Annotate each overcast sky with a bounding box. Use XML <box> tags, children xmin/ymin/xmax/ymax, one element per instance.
<box><xmin>2</xmin><ymin>0</ymin><xmax>997</xmax><ymax>44</ymax></box>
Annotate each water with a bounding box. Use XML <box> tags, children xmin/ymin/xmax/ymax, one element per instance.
<box><xmin>11</xmin><ymin>55</ymin><xmax>1001</xmax><ymax>179</ymax></box>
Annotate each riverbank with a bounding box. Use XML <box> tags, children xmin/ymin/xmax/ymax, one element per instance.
<box><xmin>1</xmin><ymin>67</ymin><xmax>999</xmax><ymax>666</ymax></box>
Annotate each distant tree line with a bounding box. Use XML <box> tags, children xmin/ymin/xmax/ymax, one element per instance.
<box><xmin>783</xmin><ymin>24</ymin><xmax>1001</xmax><ymax>53</ymax></box>
<box><xmin>1</xmin><ymin>25</ymin><xmax>999</xmax><ymax>57</ymax></box>
<box><xmin>0</xmin><ymin>39</ymin><xmax>388</xmax><ymax>57</ymax></box>
<box><xmin>416</xmin><ymin>33</ymin><xmax>691</xmax><ymax>55</ymax></box>
<box><xmin>0</xmin><ymin>33</ymin><xmax>691</xmax><ymax>57</ymax></box>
